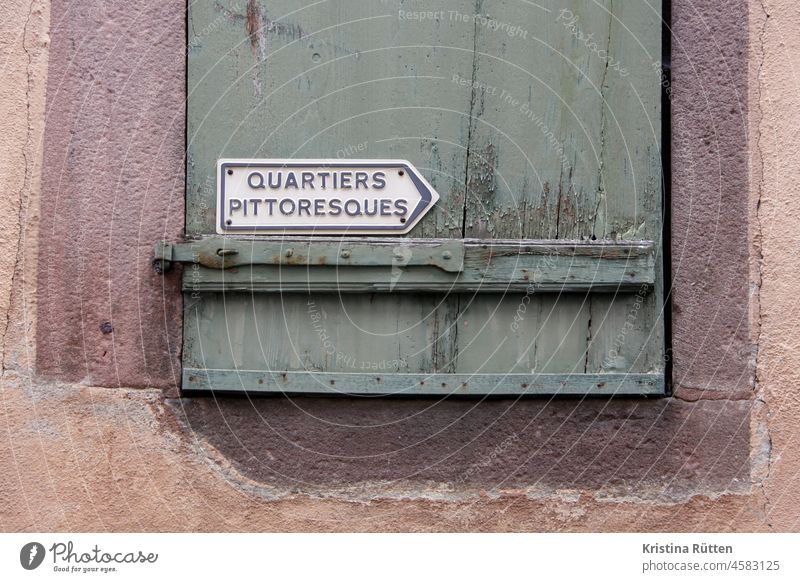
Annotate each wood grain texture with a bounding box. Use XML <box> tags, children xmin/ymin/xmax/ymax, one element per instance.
<box><xmin>454</xmin><ymin>0</ymin><xmax>663</xmax><ymax>378</ymax></box>
<box><xmin>187</xmin><ymin>0</ymin><xmax>477</xmax><ymax>236</ymax></box>
<box><xmin>185</xmin><ymin>0</ymin><xmax>664</xmax><ymax>392</ymax></box>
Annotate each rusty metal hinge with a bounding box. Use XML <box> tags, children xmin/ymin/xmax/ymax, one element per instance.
<box><xmin>152</xmin><ymin>237</ymin><xmax>465</xmax><ymax>273</ymax></box>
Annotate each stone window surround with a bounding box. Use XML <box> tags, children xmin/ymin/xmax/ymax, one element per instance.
<box><xmin>32</xmin><ymin>0</ymin><xmax>759</xmax><ymax>499</ymax></box>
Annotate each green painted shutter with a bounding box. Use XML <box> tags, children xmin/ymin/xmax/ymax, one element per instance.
<box><xmin>175</xmin><ymin>0</ymin><xmax>665</xmax><ymax>395</ymax></box>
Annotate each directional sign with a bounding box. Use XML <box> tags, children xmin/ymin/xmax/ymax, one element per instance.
<box><xmin>216</xmin><ymin>159</ymin><xmax>440</xmax><ymax>235</ymax></box>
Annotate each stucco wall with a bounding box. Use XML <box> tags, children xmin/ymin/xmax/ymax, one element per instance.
<box><xmin>0</xmin><ymin>0</ymin><xmax>47</xmax><ymax>376</ymax></box>
<box><xmin>0</xmin><ymin>0</ymin><xmax>798</xmax><ymax>531</ymax></box>
<box><xmin>757</xmin><ymin>0</ymin><xmax>800</xmax><ymax>529</ymax></box>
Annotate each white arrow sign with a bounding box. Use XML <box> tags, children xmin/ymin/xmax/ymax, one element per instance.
<box><xmin>216</xmin><ymin>159</ymin><xmax>440</xmax><ymax>235</ymax></box>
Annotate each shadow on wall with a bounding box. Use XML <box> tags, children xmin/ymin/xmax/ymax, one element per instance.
<box><xmin>169</xmin><ymin>395</ymin><xmax>751</xmax><ymax>496</ymax></box>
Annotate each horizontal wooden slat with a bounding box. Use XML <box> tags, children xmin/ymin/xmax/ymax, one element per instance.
<box><xmin>168</xmin><ymin>238</ymin><xmax>655</xmax><ymax>293</ymax></box>
<box><xmin>182</xmin><ymin>368</ymin><xmax>664</xmax><ymax>396</ymax></box>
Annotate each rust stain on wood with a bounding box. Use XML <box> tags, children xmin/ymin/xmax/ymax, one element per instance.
<box><xmin>245</xmin><ymin>0</ymin><xmax>264</xmax><ymax>57</ymax></box>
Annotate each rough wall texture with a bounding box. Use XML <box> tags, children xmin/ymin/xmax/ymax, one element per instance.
<box><xmin>0</xmin><ymin>378</ymin><xmax>767</xmax><ymax>532</ymax></box>
<box><xmin>0</xmin><ymin>0</ymin><xmax>48</xmax><ymax>375</ymax></box>
<box><xmin>758</xmin><ymin>0</ymin><xmax>800</xmax><ymax>529</ymax></box>
<box><xmin>670</xmin><ymin>0</ymin><xmax>756</xmax><ymax>400</ymax></box>
<box><xmin>34</xmin><ymin>0</ymin><xmax>185</xmax><ymax>391</ymax></box>
<box><xmin>0</xmin><ymin>0</ymin><xmax>797</xmax><ymax>531</ymax></box>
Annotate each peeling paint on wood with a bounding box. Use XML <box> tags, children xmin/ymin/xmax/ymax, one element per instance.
<box><xmin>185</xmin><ymin>0</ymin><xmax>664</xmax><ymax>392</ymax></box>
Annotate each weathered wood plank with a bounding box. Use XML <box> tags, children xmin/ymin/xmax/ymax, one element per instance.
<box><xmin>453</xmin><ymin>0</ymin><xmax>664</xmax><ymax>379</ymax></box>
<box><xmin>461</xmin><ymin>0</ymin><xmax>610</xmax><ymax>240</ymax></box>
<box><xmin>186</xmin><ymin>0</ymin><xmax>480</xmax><ymax>377</ymax></box>
<box><xmin>183</xmin><ymin>292</ymin><xmax>443</xmax><ymax>374</ymax></box>
<box><xmin>183</xmin><ymin>268</ymin><xmax>652</xmax><ymax>293</ymax></box>
<box><xmin>581</xmin><ymin>0</ymin><xmax>665</xmax><ymax>376</ymax></box>
<box><xmin>183</xmin><ymin>368</ymin><xmax>664</xmax><ymax>396</ymax></box>
<box><xmin>454</xmin><ymin>0</ymin><xmax>605</xmax><ymax>377</ymax></box>
<box><xmin>187</xmin><ymin>0</ymin><xmax>477</xmax><ymax>236</ymax></box>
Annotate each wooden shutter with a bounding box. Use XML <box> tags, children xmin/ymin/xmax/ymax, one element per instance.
<box><xmin>166</xmin><ymin>0</ymin><xmax>665</xmax><ymax>395</ymax></box>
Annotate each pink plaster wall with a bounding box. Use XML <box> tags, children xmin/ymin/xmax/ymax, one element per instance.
<box><xmin>757</xmin><ymin>0</ymin><xmax>800</xmax><ymax>530</ymax></box>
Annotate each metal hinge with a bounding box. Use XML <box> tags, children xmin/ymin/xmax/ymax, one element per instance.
<box><xmin>152</xmin><ymin>240</ymin><xmax>174</xmax><ymax>274</ymax></box>
<box><xmin>153</xmin><ymin>237</ymin><xmax>465</xmax><ymax>273</ymax></box>
<box><xmin>153</xmin><ymin>237</ymin><xmax>656</xmax><ymax>294</ymax></box>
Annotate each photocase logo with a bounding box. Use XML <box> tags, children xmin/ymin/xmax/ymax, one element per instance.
<box><xmin>20</xmin><ymin>542</ymin><xmax>46</xmax><ymax>570</ymax></box>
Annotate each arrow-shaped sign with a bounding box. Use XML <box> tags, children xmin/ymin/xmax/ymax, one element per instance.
<box><xmin>216</xmin><ymin>159</ymin><xmax>440</xmax><ymax>235</ymax></box>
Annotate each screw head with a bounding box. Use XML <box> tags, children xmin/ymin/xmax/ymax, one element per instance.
<box><xmin>285</xmin><ymin>249</ymin><xmax>294</xmax><ymax>257</ymax></box>
<box><xmin>442</xmin><ymin>251</ymin><xmax>453</xmax><ymax>260</ymax></box>
<box><xmin>341</xmin><ymin>250</ymin><xmax>351</xmax><ymax>259</ymax></box>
